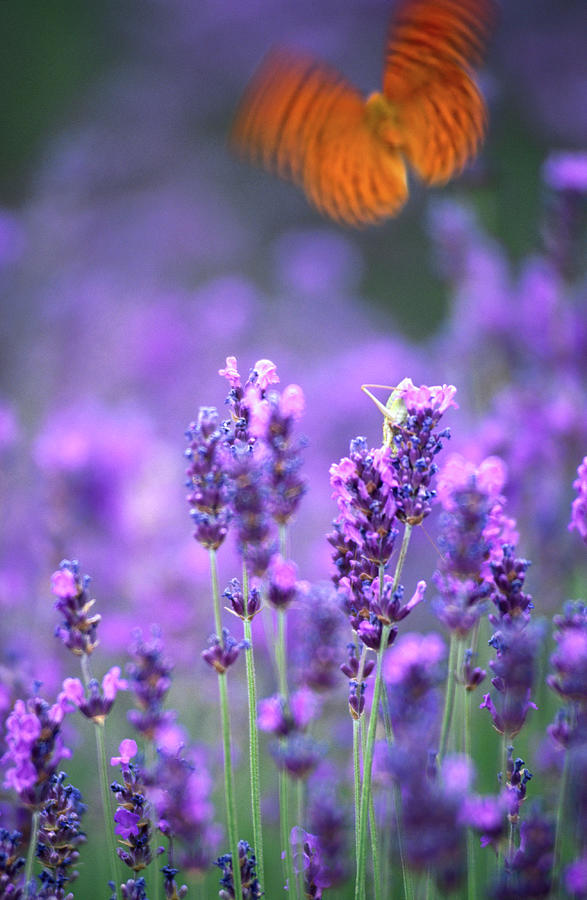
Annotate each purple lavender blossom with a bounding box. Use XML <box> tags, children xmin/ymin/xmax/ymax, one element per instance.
<box><xmin>480</xmin><ymin>625</ymin><xmax>541</xmax><ymax>738</ymax></box>
<box><xmin>488</xmin><ymin>545</ymin><xmax>534</xmax><ymax>628</ymax></box>
<box><xmin>547</xmin><ymin>601</ymin><xmax>587</xmax><ymax>706</ymax></box>
<box><xmin>110</xmin><ymin>740</ymin><xmax>153</xmax><ymax>873</ymax></box>
<box><xmin>51</xmin><ymin>560</ymin><xmax>101</xmax><ymax>657</ymax></box>
<box><xmin>257</xmin><ymin>687</ymin><xmax>319</xmax><ymax>737</ymax></box>
<box><xmin>306</xmin><ymin>784</ymin><xmax>350</xmax><ymax>888</ymax></box>
<box><xmin>33</xmin><ymin>772</ymin><xmax>86</xmax><ymax>899</ymax></box>
<box><xmin>566</xmin><ymin>855</ymin><xmax>587</xmax><ymax>897</ymax></box>
<box><xmin>271</xmin><ymin>733</ymin><xmax>323</xmax><ymax>780</ymax></box>
<box><xmin>1</xmin><ymin>695</ymin><xmax>72</xmax><ymax>808</ymax></box>
<box><xmin>59</xmin><ymin>667</ymin><xmax>128</xmax><ymax>724</ymax></box>
<box><xmin>386</xmin><ymin>379</ymin><xmax>457</xmax><ymax>526</ymax></box>
<box><xmin>185</xmin><ymin>406</ymin><xmax>233</xmax><ymax>550</ymax></box>
<box><xmin>202</xmin><ymin>628</ymin><xmax>248</xmax><ymax>675</ymax></box>
<box><xmin>225</xmin><ymin>438</ymin><xmax>276</xmax><ymax>577</ymax></box>
<box><xmin>569</xmin><ymin>457</ymin><xmax>587</xmax><ymax>545</ymax></box>
<box><xmin>293</xmin><ymin>582</ymin><xmax>347</xmax><ymax>692</ymax></box>
<box><xmin>267</xmin><ymin>556</ymin><xmax>298</xmax><ymax>609</ymax></box>
<box><xmin>215</xmin><ymin>839</ymin><xmax>262</xmax><ymax>899</ymax></box>
<box><xmin>290</xmin><ymin>827</ymin><xmax>331</xmax><ymax>899</ymax></box>
<box><xmin>384</xmin><ymin>631</ymin><xmax>446</xmax><ymax>746</ymax></box>
<box><xmin>340</xmin><ymin>642</ymin><xmax>375</xmax><ymax>719</ymax></box>
<box><xmin>223</xmin><ymin>578</ymin><xmax>261</xmax><ymax>622</ymax></box>
<box><xmin>492</xmin><ymin>808</ymin><xmax>554</xmax><ymax>899</ymax></box>
<box><xmin>145</xmin><ymin>744</ymin><xmax>220</xmax><ymax>873</ymax></box>
<box><xmin>126</xmin><ymin>627</ymin><xmax>175</xmax><ymax>741</ymax></box>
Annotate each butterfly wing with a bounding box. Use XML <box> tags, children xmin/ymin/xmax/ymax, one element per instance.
<box><xmin>232</xmin><ymin>50</ymin><xmax>408</xmax><ymax>226</ymax></box>
<box><xmin>382</xmin><ymin>0</ymin><xmax>495</xmax><ymax>184</ymax></box>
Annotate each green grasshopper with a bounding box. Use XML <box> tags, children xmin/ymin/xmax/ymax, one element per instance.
<box><xmin>361</xmin><ymin>379</ymin><xmax>413</xmax><ymax>451</ymax></box>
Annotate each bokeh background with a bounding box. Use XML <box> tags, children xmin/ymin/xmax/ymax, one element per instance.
<box><xmin>1</xmin><ymin>0</ymin><xmax>586</xmax><ymax>896</ymax></box>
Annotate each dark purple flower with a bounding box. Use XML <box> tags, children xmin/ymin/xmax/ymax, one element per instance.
<box><xmin>223</xmin><ymin>578</ymin><xmax>261</xmax><ymax>622</ymax></box>
<box><xmin>225</xmin><ymin>439</ymin><xmax>276</xmax><ymax>578</ymax></box>
<box><xmin>51</xmin><ymin>560</ymin><xmax>101</xmax><ymax>657</ymax></box>
<box><xmin>488</xmin><ymin>546</ymin><xmax>534</xmax><ymax>628</ymax></box>
<box><xmin>202</xmin><ymin>628</ymin><xmax>248</xmax><ymax>675</ymax></box>
<box><xmin>34</xmin><ymin>772</ymin><xmax>86</xmax><ymax>896</ymax></box>
<box><xmin>569</xmin><ymin>457</ymin><xmax>587</xmax><ymax>545</ymax></box>
<box><xmin>161</xmin><ymin>865</ymin><xmax>188</xmax><ymax>900</ymax></box>
<box><xmin>492</xmin><ymin>808</ymin><xmax>554</xmax><ymax>899</ymax></box>
<box><xmin>0</xmin><ymin>828</ymin><xmax>25</xmax><ymax>899</ymax></box>
<box><xmin>215</xmin><ymin>839</ymin><xmax>262</xmax><ymax>899</ymax></box>
<box><xmin>126</xmin><ymin>627</ymin><xmax>175</xmax><ymax>741</ymax></box>
<box><xmin>307</xmin><ymin>784</ymin><xmax>350</xmax><ymax>887</ymax></box>
<box><xmin>185</xmin><ymin>406</ymin><xmax>232</xmax><ymax>550</ymax></box>
<box><xmin>271</xmin><ymin>733</ymin><xmax>322</xmax><ymax>780</ymax></box>
<box><xmin>459</xmin><ymin>793</ymin><xmax>507</xmax><ymax>851</ymax></box>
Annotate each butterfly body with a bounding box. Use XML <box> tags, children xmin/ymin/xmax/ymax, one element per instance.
<box><xmin>232</xmin><ymin>0</ymin><xmax>495</xmax><ymax>226</ymax></box>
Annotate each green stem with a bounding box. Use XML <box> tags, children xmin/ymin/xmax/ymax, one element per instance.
<box><xmin>354</xmin><ymin>524</ymin><xmax>413</xmax><ymax>900</ymax></box>
<box><xmin>80</xmin><ymin>655</ymin><xmax>121</xmax><ymax>900</ymax></box>
<box><xmin>209</xmin><ymin>548</ymin><xmax>223</xmax><ymax>638</ymax></box>
<box><xmin>553</xmin><ymin>746</ymin><xmax>571</xmax><ymax>889</ymax></box>
<box><xmin>24</xmin><ymin>810</ymin><xmax>40</xmax><ymax>893</ymax></box>
<box><xmin>464</xmin><ymin>687</ymin><xmax>476</xmax><ymax>900</ymax></box>
<box><xmin>144</xmin><ymin>741</ymin><xmax>160</xmax><ymax>900</ymax></box>
<box><xmin>438</xmin><ymin>634</ymin><xmax>458</xmax><ymax>762</ymax></box>
<box><xmin>279</xmin><ymin>770</ymin><xmax>298</xmax><ymax>900</ymax></box>
<box><xmin>360</xmin><ymin>716</ymin><xmax>381</xmax><ymax>900</ymax></box>
<box><xmin>276</xmin><ymin>609</ymin><xmax>289</xmax><ymax>699</ymax></box>
<box><xmin>243</xmin><ymin>609</ymin><xmax>265</xmax><ymax>888</ymax></box>
<box><xmin>218</xmin><ymin>672</ymin><xmax>242</xmax><ymax>900</ymax></box>
<box><xmin>380</xmin><ymin>683</ymin><xmax>413</xmax><ymax>900</ymax></box>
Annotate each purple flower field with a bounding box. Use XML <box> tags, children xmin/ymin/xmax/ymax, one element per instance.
<box><xmin>1</xmin><ymin>0</ymin><xmax>586</xmax><ymax>897</ymax></box>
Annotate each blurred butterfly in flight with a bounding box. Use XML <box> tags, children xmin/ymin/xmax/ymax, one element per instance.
<box><xmin>231</xmin><ymin>0</ymin><xmax>495</xmax><ymax>226</ymax></box>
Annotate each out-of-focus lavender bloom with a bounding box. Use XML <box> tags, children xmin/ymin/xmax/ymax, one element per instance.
<box><xmin>34</xmin><ymin>772</ymin><xmax>86</xmax><ymax>899</ymax></box>
<box><xmin>126</xmin><ymin>627</ymin><xmax>175</xmax><ymax>741</ymax></box>
<box><xmin>433</xmin><ymin>454</ymin><xmax>511</xmax><ymax>636</ymax></box>
<box><xmin>110</xmin><ymin>740</ymin><xmax>153</xmax><ymax>873</ymax></box>
<box><xmin>202</xmin><ymin>629</ymin><xmax>248</xmax><ymax>675</ymax></box>
<box><xmin>267</xmin><ymin>556</ymin><xmax>298</xmax><ymax>609</ymax></box>
<box><xmin>293</xmin><ymin>583</ymin><xmax>347</xmax><ymax>692</ymax></box>
<box><xmin>1</xmin><ymin>695</ymin><xmax>72</xmax><ymax>808</ymax></box>
<box><xmin>307</xmin><ymin>783</ymin><xmax>350</xmax><ymax>887</ymax></box>
<box><xmin>223</xmin><ymin>578</ymin><xmax>261</xmax><ymax>622</ymax></box>
<box><xmin>271</xmin><ymin>733</ymin><xmax>323</xmax><ymax>781</ymax></box>
<box><xmin>257</xmin><ymin>687</ymin><xmax>319</xmax><ymax>737</ymax></box>
<box><xmin>459</xmin><ymin>793</ymin><xmax>507</xmax><ymax>852</ymax></box>
<box><xmin>566</xmin><ymin>856</ymin><xmax>587</xmax><ymax>897</ymax></box>
<box><xmin>481</xmin><ymin>625</ymin><xmax>541</xmax><ymax>738</ymax></box>
<box><xmin>462</xmin><ymin>648</ymin><xmax>487</xmax><ymax>692</ymax></box>
<box><xmin>145</xmin><ymin>744</ymin><xmax>220</xmax><ymax>873</ymax></box>
<box><xmin>215</xmin><ymin>839</ymin><xmax>263</xmax><ymax>899</ymax></box>
<box><xmin>0</xmin><ymin>828</ymin><xmax>25</xmax><ymax>899</ymax></box>
<box><xmin>225</xmin><ymin>439</ymin><xmax>276</xmax><ymax>578</ymax></box>
<box><xmin>547</xmin><ymin>601</ymin><xmax>587</xmax><ymax>707</ymax></box>
<box><xmin>543</xmin><ymin>152</ymin><xmax>587</xmax><ymax>193</ymax></box>
<box><xmin>492</xmin><ymin>808</ymin><xmax>554</xmax><ymax>899</ymax></box>
<box><xmin>185</xmin><ymin>407</ymin><xmax>232</xmax><ymax>551</ymax></box>
<box><xmin>385</xmin><ymin>631</ymin><xmax>446</xmax><ymax>747</ymax></box>
<box><xmin>290</xmin><ymin>827</ymin><xmax>331</xmax><ymax>898</ymax></box>
<box><xmin>51</xmin><ymin>560</ymin><xmax>101</xmax><ymax>657</ymax></box>
<box><xmin>569</xmin><ymin>457</ymin><xmax>587</xmax><ymax>545</ymax></box>
<box><xmin>59</xmin><ymin>667</ymin><xmax>127</xmax><ymax>724</ymax></box>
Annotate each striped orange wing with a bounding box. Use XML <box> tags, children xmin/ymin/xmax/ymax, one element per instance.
<box><xmin>382</xmin><ymin>0</ymin><xmax>495</xmax><ymax>184</ymax></box>
<box><xmin>231</xmin><ymin>50</ymin><xmax>408</xmax><ymax>226</ymax></box>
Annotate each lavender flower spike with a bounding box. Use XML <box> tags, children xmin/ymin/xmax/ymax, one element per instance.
<box><xmin>569</xmin><ymin>456</ymin><xmax>587</xmax><ymax>545</ymax></box>
<box><xmin>202</xmin><ymin>628</ymin><xmax>249</xmax><ymax>674</ymax></box>
<box><xmin>51</xmin><ymin>560</ymin><xmax>101</xmax><ymax>656</ymax></box>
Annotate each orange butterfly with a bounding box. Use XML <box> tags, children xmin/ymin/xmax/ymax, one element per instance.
<box><xmin>231</xmin><ymin>0</ymin><xmax>495</xmax><ymax>226</ymax></box>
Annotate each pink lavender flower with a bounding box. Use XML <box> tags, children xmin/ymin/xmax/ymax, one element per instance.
<box><xmin>1</xmin><ymin>695</ymin><xmax>72</xmax><ymax>808</ymax></box>
<box><xmin>569</xmin><ymin>456</ymin><xmax>587</xmax><ymax>545</ymax></box>
<box><xmin>59</xmin><ymin>667</ymin><xmax>128</xmax><ymax>724</ymax></box>
<box><xmin>51</xmin><ymin>560</ymin><xmax>101</xmax><ymax>656</ymax></box>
